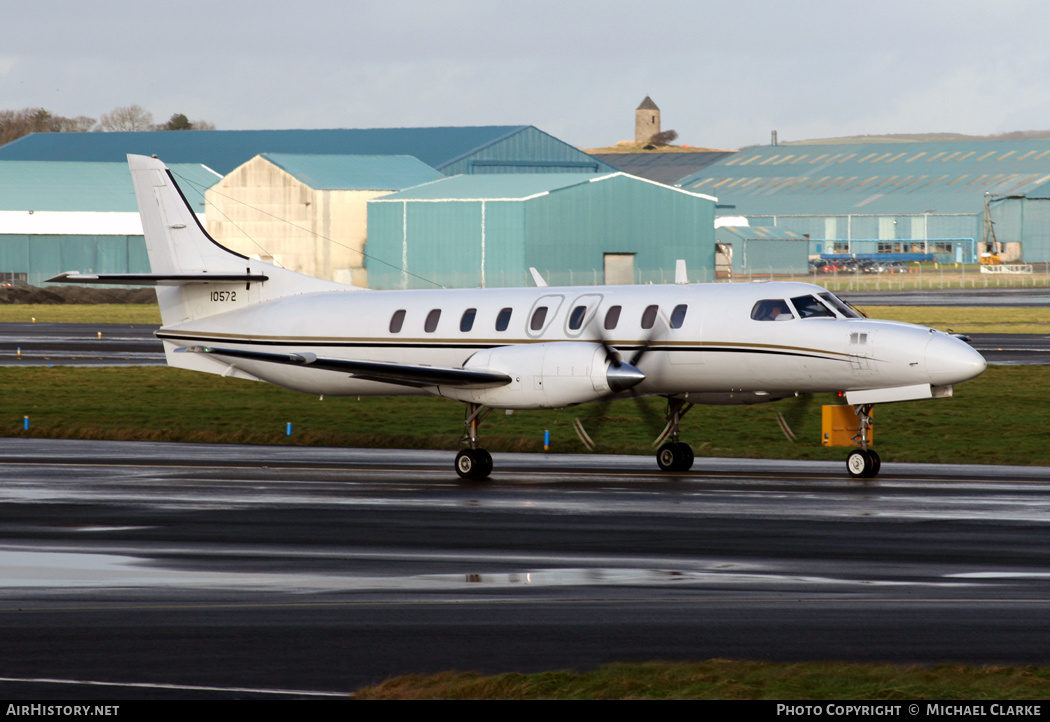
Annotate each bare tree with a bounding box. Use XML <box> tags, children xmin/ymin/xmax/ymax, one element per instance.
<box><xmin>97</xmin><ymin>104</ymin><xmax>154</xmax><ymax>132</ymax></box>
<box><xmin>0</xmin><ymin>107</ymin><xmax>97</xmax><ymax>145</ymax></box>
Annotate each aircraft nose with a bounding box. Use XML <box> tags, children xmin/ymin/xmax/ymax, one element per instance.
<box><xmin>925</xmin><ymin>332</ymin><xmax>987</xmax><ymax>387</ymax></box>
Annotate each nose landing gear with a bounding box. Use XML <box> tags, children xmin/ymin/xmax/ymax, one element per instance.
<box><xmin>846</xmin><ymin>404</ymin><xmax>880</xmax><ymax>478</ymax></box>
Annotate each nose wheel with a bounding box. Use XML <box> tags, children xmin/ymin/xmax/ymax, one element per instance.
<box><xmin>846</xmin><ymin>403</ymin><xmax>880</xmax><ymax>478</ymax></box>
<box><xmin>846</xmin><ymin>448</ymin><xmax>881</xmax><ymax>478</ymax></box>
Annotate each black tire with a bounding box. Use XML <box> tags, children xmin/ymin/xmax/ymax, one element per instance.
<box><xmin>657</xmin><ymin>442</ymin><xmax>693</xmax><ymax>472</ymax></box>
<box><xmin>678</xmin><ymin>443</ymin><xmax>694</xmax><ymax>471</ymax></box>
<box><xmin>455</xmin><ymin>448</ymin><xmax>492</xmax><ymax>480</ymax></box>
<box><xmin>867</xmin><ymin>449</ymin><xmax>881</xmax><ymax>477</ymax></box>
<box><xmin>657</xmin><ymin>442</ymin><xmax>679</xmax><ymax>471</ymax></box>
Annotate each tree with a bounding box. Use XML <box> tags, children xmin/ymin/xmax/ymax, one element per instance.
<box><xmin>155</xmin><ymin>113</ymin><xmax>215</xmax><ymax>131</ymax></box>
<box><xmin>0</xmin><ymin>107</ymin><xmax>97</xmax><ymax>145</ymax></box>
<box><xmin>644</xmin><ymin>129</ymin><xmax>679</xmax><ymax>149</ymax></box>
<box><xmin>97</xmin><ymin>105</ymin><xmax>154</xmax><ymax>132</ymax></box>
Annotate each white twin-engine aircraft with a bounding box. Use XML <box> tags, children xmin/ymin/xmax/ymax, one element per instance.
<box><xmin>52</xmin><ymin>155</ymin><xmax>987</xmax><ymax>480</ymax></box>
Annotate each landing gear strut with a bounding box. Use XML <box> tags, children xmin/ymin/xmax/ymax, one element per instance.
<box><xmin>656</xmin><ymin>397</ymin><xmax>695</xmax><ymax>472</ymax></box>
<box><xmin>455</xmin><ymin>402</ymin><xmax>493</xmax><ymax>480</ymax></box>
<box><xmin>846</xmin><ymin>403</ymin><xmax>881</xmax><ymax>479</ymax></box>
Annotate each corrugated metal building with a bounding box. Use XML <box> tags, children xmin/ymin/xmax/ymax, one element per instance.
<box><xmin>714</xmin><ymin>225</ymin><xmax>810</xmax><ymax>277</ymax></box>
<box><xmin>677</xmin><ymin>141</ymin><xmax>1050</xmax><ymax>263</ymax></box>
<box><xmin>367</xmin><ymin>173</ymin><xmax>717</xmax><ymax>289</ymax></box>
<box><xmin>206</xmin><ymin>154</ymin><xmax>442</xmax><ymax>285</ymax></box>
<box><xmin>0</xmin><ymin>161</ymin><xmax>219</xmax><ymax>285</ymax></box>
<box><xmin>591</xmin><ymin>151</ymin><xmax>735</xmax><ymax>185</ymax></box>
<box><xmin>0</xmin><ymin>126</ymin><xmax>615</xmax><ymax>176</ymax></box>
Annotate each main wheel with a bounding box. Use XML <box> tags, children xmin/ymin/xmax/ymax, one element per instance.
<box><xmin>455</xmin><ymin>449</ymin><xmax>492</xmax><ymax>480</ymax></box>
<box><xmin>656</xmin><ymin>442</ymin><xmax>693</xmax><ymax>472</ymax></box>
<box><xmin>846</xmin><ymin>448</ymin><xmax>879</xmax><ymax>479</ymax></box>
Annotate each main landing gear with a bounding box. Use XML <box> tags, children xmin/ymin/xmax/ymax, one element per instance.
<box><xmin>455</xmin><ymin>402</ymin><xmax>494</xmax><ymax>480</ymax></box>
<box><xmin>656</xmin><ymin>397</ymin><xmax>695</xmax><ymax>472</ymax></box>
<box><xmin>846</xmin><ymin>403</ymin><xmax>881</xmax><ymax>479</ymax></box>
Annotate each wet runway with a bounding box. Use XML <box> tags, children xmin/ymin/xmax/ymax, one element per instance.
<box><xmin>1</xmin><ymin>439</ymin><xmax>1050</xmax><ymax>698</ymax></box>
<box><xmin>0</xmin><ymin>323</ymin><xmax>163</xmax><ymax>366</ymax></box>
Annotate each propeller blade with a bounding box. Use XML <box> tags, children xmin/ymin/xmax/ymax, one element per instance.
<box><xmin>573</xmin><ymin>417</ymin><xmax>596</xmax><ymax>451</ymax></box>
<box><xmin>775</xmin><ymin>393</ymin><xmax>814</xmax><ymax>442</ymax></box>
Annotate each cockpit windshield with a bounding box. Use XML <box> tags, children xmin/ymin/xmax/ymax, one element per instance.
<box><xmin>818</xmin><ymin>292</ymin><xmax>863</xmax><ymax>318</ymax></box>
<box><xmin>790</xmin><ymin>295</ymin><xmax>836</xmax><ymax>319</ymax></box>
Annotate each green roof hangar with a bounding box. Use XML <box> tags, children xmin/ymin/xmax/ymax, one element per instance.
<box><xmin>678</xmin><ymin>140</ymin><xmax>1050</xmax><ymax>264</ymax></box>
<box><xmin>366</xmin><ymin>173</ymin><xmax>717</xmax><ymax>289</ymax></box>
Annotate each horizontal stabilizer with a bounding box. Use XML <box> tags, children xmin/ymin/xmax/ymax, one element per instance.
<box><xmin>176</xmin><ymin>345</ymin><xmax>512</xmax><ymax>389</ymax></box>
<box><xmin>48</xmin><ymin>272</ymin><xmax>269</xmax><ymax>286</ymax></box>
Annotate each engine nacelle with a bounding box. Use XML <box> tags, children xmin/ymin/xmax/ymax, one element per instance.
<box><xmin>439</xmin><ymin>342</ymin><xmax>643</xmax><ymax>409</ymax></box>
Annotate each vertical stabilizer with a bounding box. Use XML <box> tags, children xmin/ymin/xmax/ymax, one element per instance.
<box><xmin>128</xmin><ymin>155</ymin><xmax>355</xmax><ymax>325</ymax></box>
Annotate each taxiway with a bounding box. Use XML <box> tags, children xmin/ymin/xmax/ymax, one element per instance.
<box><xmin>0</xmin><ymin>439</ymin><xmax>1048</xmax><ymax>698</ymax></box>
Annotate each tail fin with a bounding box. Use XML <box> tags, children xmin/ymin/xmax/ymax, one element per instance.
<box><xmin>127</xmin><ymin>154</ymin><xmax>354</xmax><ymax>325</ymax></box>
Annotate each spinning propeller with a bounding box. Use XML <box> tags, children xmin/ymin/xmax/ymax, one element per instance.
<box><xmin>572</xmin><ymin>311</ymin><xmax>666</xmax><ymax>451</ymax></box>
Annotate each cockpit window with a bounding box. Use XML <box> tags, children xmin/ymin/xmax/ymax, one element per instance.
<box><xmin>791</xmin><ymin>295</ymin><xmax>835</xmax><ymax>319</ymax></box>
<box><xmin>751</xmin><ymin>299</ymin><xmax>794</xmax><ymax>321</ymax></box>
<box><xmin>818</xmin><ymin>292</ymin><xmax>863</xmax><ymax>318</ymax></box>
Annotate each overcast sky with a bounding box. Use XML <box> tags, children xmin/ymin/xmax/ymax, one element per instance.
<box><xmin>4</xmin><ymin>0</ymin><xmax>1050</xmax><ymax>150</ymax></box>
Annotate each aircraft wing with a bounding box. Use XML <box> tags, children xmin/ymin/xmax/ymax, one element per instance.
<box><xmin>175</xmin><ymin>345</ymin><xmax>512</xmax><ymax>389</ymax></box>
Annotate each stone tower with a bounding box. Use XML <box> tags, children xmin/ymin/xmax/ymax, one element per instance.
<box><xmin>635</xmin><ymin>96</ymin><xmax>660</xmax><ymax>143</ymax></box>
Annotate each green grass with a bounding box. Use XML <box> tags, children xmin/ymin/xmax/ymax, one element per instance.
<box><xmin>3</xmin><ymin>365</ymin><xmax>1048</xmax><ymax>466</ymax></box>
<box><xmin>0</xmin><ymin>304</ymin><xmax>160</xmax><ymax>324</ymax></box>
<box><xmin>860</xmin><ymin>306</ymin><xmax>1050</xmax><ymax>334</ymax></box>
<box><xmin>353</xmin><ymin>661</ymin><xmax>1050</xmax><ymax>699</ymax></box>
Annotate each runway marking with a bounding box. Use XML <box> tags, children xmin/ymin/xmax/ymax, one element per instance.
<box><xmin>0</xmin><ymin>675</ymin><xmax>348</xmax><ymax>697</ymax></box>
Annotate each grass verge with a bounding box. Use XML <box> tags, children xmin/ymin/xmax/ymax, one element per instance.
<box><xmin>2</xmin><ymin>365</ymin><xmax>1047</xmax><ymax>466</ymax></box>
<box><xmin>353</xmin><ymin>661</ymin><xmax>1050</xmax><ymax>699</ymax></box>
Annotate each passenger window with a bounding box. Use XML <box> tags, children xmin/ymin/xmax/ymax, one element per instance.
<box><xmin>530</xmin><ymin>306</ymin><xmax>548</xmax><ymax>331</ymax></box>
<box><xmin>750</xmin><ymin>299</ymin><xmax>794</xmax><ymax>321</ymax></box>
<box><xmin>496</xmin><ymin>307</ymin><xmax>512</xmax><ymax>332</ymax></box>
<box><xmin>389</xmin><ymin>309</ymin><xmax>406</xmax><ymax>333</ymax></box>
<box><xmin>424</xmin><ymin>309</ymin><xmax>441</xmax><ymax>333</ymax></box>
<box><xmin>791</xmin><ymin>295</ymin><xmax>835</xmax><ymax>319</ymax></box>
<box><xmin>641</xmin><ymin>304</ymin><xmax>659</xmax><ymax>330</ymax></box>
<box><xmin>604</xmin><ymin>305</ymin><xmax>621</xmax><ymax>330</ymax></box>
<box><xmin>568</xmin><ymin>305</ymin><xmax>587</xmax><ymax>330</ymax></box>
<box><xmin>670</xmin><ymin>304</ymin><xmax>687</xmax><ymax>329</ymax></box>
<box><xmin>460</xmin><ymin>308</ymin><xmax>476</xmax><ymax>332</ymax></box>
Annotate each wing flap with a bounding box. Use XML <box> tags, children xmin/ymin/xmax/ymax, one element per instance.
<box><xmin>176</xmin><ymin>345</ymin><xmax>512</xmax><ymax>389</ymax></box>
